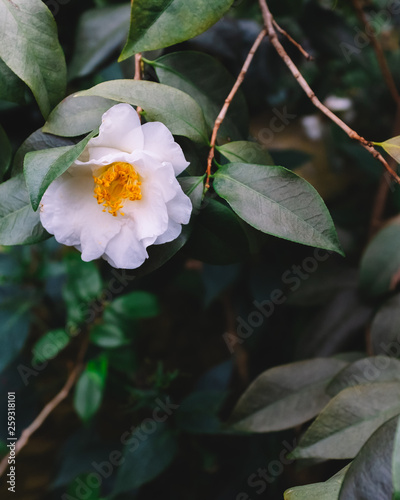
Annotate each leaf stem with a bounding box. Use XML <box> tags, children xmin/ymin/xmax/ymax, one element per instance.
<box><xmin>134</xmin><ymin>53</ymin><xmax>143</xmax><ymax>121</ymax></box>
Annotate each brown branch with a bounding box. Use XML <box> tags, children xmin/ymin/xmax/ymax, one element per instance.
<box><xmin>258</xmin><ymin>0</ymin><xmax>400</xmax><ymax>185</ymax></box>
<box><xmin>134</xmin><ymin>53</ymin><xmax>143</xmax><ymax>121</ymax></box>
<box><xmin>0</xmin><ymin>339</ymin><xmax>88</xmax><ymax>478</ymax></box>
<box><xmin>272</xmin><ymin>19</ymin><xmax>314</xmax><ymax>61</ymax></box>
<box><xmin>205</xmin><ymin>28</ymin><xmax>267</xmax><ymax>189</ymax></box>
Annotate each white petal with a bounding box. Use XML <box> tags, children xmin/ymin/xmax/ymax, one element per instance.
<box><xmin>154</xmin><ymin>219</ymin><xmax>183</xmax><ymax>245</ymax></box>
<box><xmin>88</xmin><ymin>103</ymin><xmax>144</xmax><ymax>157</ymax></box>
<box><xmin>141</xmin><ymin>121</ymin><xmax>189</xmax><ymax>175</ymax></box>
<box><xmin>40</xmin><ymin>174</ymin><xmax>121</xmax><ymax>261</ymax></box>
<box><xmin>103</xmin><ymin>222</ymin><xmax>148</xmax><ymax>269</ymax></box>
<box><xmin>166</xmin><ymin>189</ymin><xmax>192</xmax><ymax>224</ymax></box>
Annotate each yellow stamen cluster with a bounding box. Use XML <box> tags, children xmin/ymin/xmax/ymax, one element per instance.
<box><xmin>93</xmin><ymin>162</ymin><xmax>142</xmax><ymax>217</ymax></box>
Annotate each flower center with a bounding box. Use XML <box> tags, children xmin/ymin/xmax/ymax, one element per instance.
<box><xmin>93</xmin><ymin>162</ymin><xmax>142</xmax><ymax>217</ymax></box>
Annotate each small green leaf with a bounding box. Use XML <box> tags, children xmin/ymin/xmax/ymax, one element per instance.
<box><xmin>0</xmin><ymin>0</ymin><xmax>66</xmax><ymax>118</ymax></box>
<box><xmin>219</xmin><ymin>141</ymin><xmax>274</xmax><ymax>165</ymax></box>
<box><xmin>0</xmin><ymin>124</ymin><xmax>11</xmax><ymax>179</ymax></box>
<box><xmin>359</xmin><ymin>220</ymin><xmax>400</xmax><ymax>297</ymax></box>
<box><xmin>0</xmin><ymin>58</ymin><xmax>25</xmax><ymax>104</ymax></box>
<box><xmin>154</xmin><ymin>51</ymin><xmax>248</xmax><ymax>140</ymax></box>
<box><xmin>75</xmin><ymin>80</ymin><xmax>208</xmax><ymax>143</ymax></box>
<box><xmin>119</xmin><ymin>0</ymin><xmax>234</xmax><ymax>59</ymax></box>
<box><xmin>69</xmin><ymin>5</ymin><xmax>130</xmax><ymax>79</ymax></box>
<box><xmin>90</xmin><ymin>323</ymin><xmax>128</xmax><ymax>349</ymax></box>
<box><xmin>292</xmin><ymin>382</ymin><xmax>400</xmax><ymax>460</ymax></box>
<box><xmin>374</xmin><ymin>136</ymin><xmax>400</xmax><ymax>163</ymax></box>
<box><xmin>112</xmin><ymin>423</ymin><xmax>178</xmax><ymax>496</ymax></box>
<box><xmin>0</xmin><ymin>174</ymin><xmax>49</xmax><ymax>245</ymax></box>
<box><xmin>74</xmin><ymin>355</ymin><xmax>108</xmax><ymax>422</ymax></box>
<box><xmin>284</xmin><ymin>465</ymin><xmax>350</xmax><ymax>500</ymax></box>
<box><xmin>107</xmin><ymin>291</ymin><xmax>159</xmax><ymax>320</ymax></box>
<box><xmin>24</xmin><ymin>130</ymin><xmax>97</xmax><ymax>211</ymax></box>
<box><xmin>32</xmin><ymin>329</ymin><xmax>70</xmax><ymax>364</ymax></box>
<box><xmin>228</xmin><ymin>358</ymin><xmax>348</xmax><ymax>433</ymax></box>
<box><xmin>339</xmin><ymin>416</ymin><xmax>399</xmax><ymax>500</ymax></box>
<box><xmin>214</xmin><ymin>163</ymin><xmax>343</xmax><ymax>254</ymax></box>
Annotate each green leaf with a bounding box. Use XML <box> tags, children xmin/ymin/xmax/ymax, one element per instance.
<box><xmin>112</xmin><ymin>423</ymin><xmax>178</xmax><ymax>496</ymax></box>
<box><xmin>0</xmin><ymin>124</ymin><xmax>11</xmax><ymax>179</ymax></box>
<box><xmin>43</xmin><ymin>80</ymin><xmax>208</xmax><ymax>142</ymax></box>
<box><xmin>43</xmin><ymin>95</ymin><xmax>116</xmax><ymax>138</ymax></box>
<box><xmin>74</xmin><ymin>355</ymin><xmax>108</xmax><ymax>422</ymax></box>
<box><xmin>106</xmin><ymin>291</ymin><xmax>159</xmax><ymax>320</ymax></box>
<box><xmin>214</xmin><ymin>163</ymin><xmax>343</xmax><ymax>254</ymax></box>
<box><xmin>69</xmin><ymin>4</ymin><xmax>130</xmax><ymax>79</ymax></box>
<box><xmin>374</xmin><ymin>136</ymin><xmax>400</xmax><ymax>163</ymax></box>
<box><xmin>291</xmin><ymin>382</ymin><xmax>400</xmax><ymax>460</ymax></box>
<box><xmin>32</xmin><ymin>329</ymin><xmax>70</xmax><ymax>364</ymax></box>
<box><xmin>119</xmin><ymin>0</ymin><xmax>234</xmax><ymax>59</ymax></box>
<box><xmin>0</xmin><ymin>58</ymin><xmax>25</xmax><ymax>104</ymax></box>
<box><xmin>0</xmin><ymin>0</ymin><xmax>66</xmax><ymax>118</ymax></box>
<box><xmin>90</xmin><ymin>323</ymin><xmax>129</xmax><ymax>349</ymax></box>
<box><xmin>24</xmin><ymin>130</ymin><xmax>97</xmax><ymax>211</ymax></box>
<box><xmin>154</xmin><ymin>51</ymin><xmax>248</xmax><ymax>140</ymax></box>
<box><xmin>327</xmin><ymin>356</ymin><xmax>400</xmax><ymax>397</ymax></box>
<box><xmin>371</xmin><ymin>293</ymin><xmax>400</xmax><ymax>356</ymax></box>
<box><xmin>176</xmin><ymin>391</ymin><xmax>226</xmax><ymax>434</ymax></box>
<box><xmin>219</xmin><ymin>141</ymin><xmax>274</xmax><ymax>165</ymax></box>
<box><xmin>359</xmin><ymin>220</ymin><xmax>400</xmax><ymax>297</ymax></box>
<box><xmin>228</xmin><ymin>358</ymin><xmax>348</xmax><ymax>433</ymax></box>
<box><xmin>0</xmin><ymin>174</ymin><xmax>49</xmax><ymax>245</ymax></box>
<box><xmin>393</xmin><ymin>416</ymin><xmax>400</xmax><ymax>496</ymax></box>
<box><xmin>179</xmin><ymin>176</ymin><xmax>204</xmax><ymax>213</ymax></box>
<box><xmin>284</xmin><ymin>465</ymin><xmax>350</xmax><ymax>500</ymax></box>
<box><xmin>339</xmin><ymin>416</ymin><xmax>399</xmax><ymax>500</ymax></box>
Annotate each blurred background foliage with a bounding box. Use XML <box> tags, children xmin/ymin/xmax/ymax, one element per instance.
<box><xmin>2</xmin><ymin>0</ymin><xmax>400</xmax><ymax>498</ymax></box>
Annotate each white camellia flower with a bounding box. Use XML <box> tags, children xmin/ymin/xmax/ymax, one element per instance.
<box><xmin>40</xmin><ymin>103</ymin><xmax>192</xmax><ymax>269</ymax></box>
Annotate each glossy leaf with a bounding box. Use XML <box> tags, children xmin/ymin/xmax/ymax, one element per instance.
<box><xmin>0</xmin><ymin>0</ymin><xmax>66</xmax><ymax>118</ymax></box>
<box><xmin>90</xmin><ymin>324</ymin><xmax>128</xmax><ymax>349</ymax></box>
<box><xmin>0</xmin><ymin>58</ymin><xmax>25</xmax><ymax>104</ymax></box>
<box><xmin>219</xmin><ymin>141</ymin><xmax>274</xmax><ymax>165</ymax></box>
<box><xmin>24</xmin><ymin>130</ymin><xmax>97</xmax><ymax>211</ymax></box>
<box><xmin>46</xmin><ymin>81</ymin><xmax>208</xmax><ymax>142</ymax></box>
<box><xmin>214</xmin><ymin>163</ymin><xmax>343</xmax><ymax>254</ymax></box>
<box><xmin>0</xmin><ymin>174</ymin><xmax>49</xmax><ymax>245</ymax></box>
<box><xmin>228</xmin><ymin>358</ymin><xmax>347</xmax><ymax>432</ymax></box>
<box><xmin>339</xmin><ymin>416</ymin><xmax>399</xmax><ymax>500</ymax></box>
<box><xmin>106</xmin><ymin>291</ymin><xmax>159</xmax><ymax>320</ymax></box>
<box><xmin>291</xmin><ymin>382</ymin><xmax>400</xmax><ymax>460</ymax></box>
<box><xmin>119</xmin><ymin>0</ymin><xmax>234</xmax><ymax>59</ymax></box>
<box><xmin>359</xmin><ymin>220</ymin><xmax>400</xmax><ymax>297</ymax></box>
<box><xmin>69</xmin><ymin>4</ymin><xmax>130</xmax><ymax>79</ymax></box>
<box><xmin>284</xmin><ymin>466</ymin><xmax>350</xmax><ymax>500</ymax></box>
<box><xmin>179</xmin><ymin>176</ymin><xmax>204</xmax><ymax>214</ymax></box>
<box><xmin>154</xmin><ymin>51</ymin><xmax>248</xmax><ymax>140</ymax></box>
<box><xmin>112</xmin><ymin>423</ymin><xmax>178</xmax><ymax>496</ymax></box>
<box><xmin>74</xmin><ymin>355</ymin><xmax>108</xmax><ymax>422</ymax></box>
<box><xmin>32</xmin><ymin>329</ymin><xmax>70</xmax><ymax>364</ymax></box>
<box><xmin>0</xmin><ymin>124</ymin><xmax>11</xmax><ymax>179</ymax></box>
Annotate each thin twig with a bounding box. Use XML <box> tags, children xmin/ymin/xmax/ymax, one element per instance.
<box><xmin>272</xmin><ymin>19</ymin><xmax>314</xmax><ymax>61</ymax></box>
<box><xmin>0</xmin><ymin>339</ymin><xmax>89</xmax><ymax>478</ymax></box>
<box><xmin>205</xmin><ymin>28</ymin><xmax>267</xmax><ymax>189</ymax></box>
<box><xmin>258</xmin><ymin>0</ymin><xmax>400</xmax><ymax>184</ymax></box>
<box><xmin>134</xmin><ymin>53</ymin><xmax>143</xmax><ymax>120</ymax></box>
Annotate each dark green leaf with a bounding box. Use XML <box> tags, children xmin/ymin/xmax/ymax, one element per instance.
<box><xmin>69</xmin><ymin>5</ymin><xmax>130</xmax><ymax>79</ymax></box>
<box><xmin>154</xmin><ymin>51</ymin><xmax>248</xmax><ymax>140</ymax></box>
<box><xmin>284</xmin><ymin>465</ymin><xmax>350</xmax><ymax>500</ymax></box>
<box><xmin>0</xmin><ymin>124</ymin><xmax>11</xmax><ymax>179</ymax></box>
<box><xmin>0</xmin><ymin>58</ymin><xmax>25</xmax><ymax>104</ymax></box>
<box><xmin>112</xmin><ymin>423</ymin><xmax>178</xmax><ymax>496</ymax></box>
<box><xmin>0</xmin><ymin>174</ymin><xmax>49</xmax><ymax>245</ymax></box>
<box><xmin>107</xmin><ymin>291</ymin><xmax>159</xmax><ymax>320</ymax></box>
<box><xmin>359</xmin><ymin>221</ymin><xmax>400</xmax><ymax>298</ymax></box>
<box><xmin>74</xmin><ymin>355</ymin><xmax>108</xmax><ymax>422</ymax></box>
<box><xmin>90</xmin><ymin>323</ymin><xmax>128</xmax><ymax>349</ymax></box>
<box><xmin>292</xmin><ymin>382</ymin><xmax>400</xmax><ymax>460</ymax></box>
<box><xmin>24</xmin><ymin>130</ymin><xmax>97</xmax><ymax>211</ymax></box>
<box><xmin>228</xmin><ymin>358</ymin><xmax>347</xmax><ymax>433</ymax></box>
<box><xmin>43</xmin><ymin>80</ymin><xmax>208</xmax><ymax>142</ymax></box>
<box><xmin>219</xmin><ymin>141</ymin><xmax>274</xmax><ymax>165</ymax></box>
<box><xmin>339</xmin><ymin>416</ymin><xmax>399</xmax><ymax>500</ymax></box>
<box><xmin>179</xmin><ymin>176</ymin><xmax>204</xmax><ymax>213</ymax></box>
<box><xmin>119</xmin><ymin>0</ymin><xmax>234</xmax><ymax>59</ymax></box>
<box><xmin>214</xmin><ymin>163</ymin><xmax>343</xmax><ymax>254</ymax></box>
<box><xmin>176</xmin><ymin>391</ymin><xmax>226</xmax><ymax>434</ymax></box>
<box><xmin>32</xmin><ymin>329</ymin><xmax>70</xmax><ymax>364</ymax></box>
<box><xmin>0</xmin><ymin>0</ymin><xmax>66</xmax><ymax>117</ymax></box>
